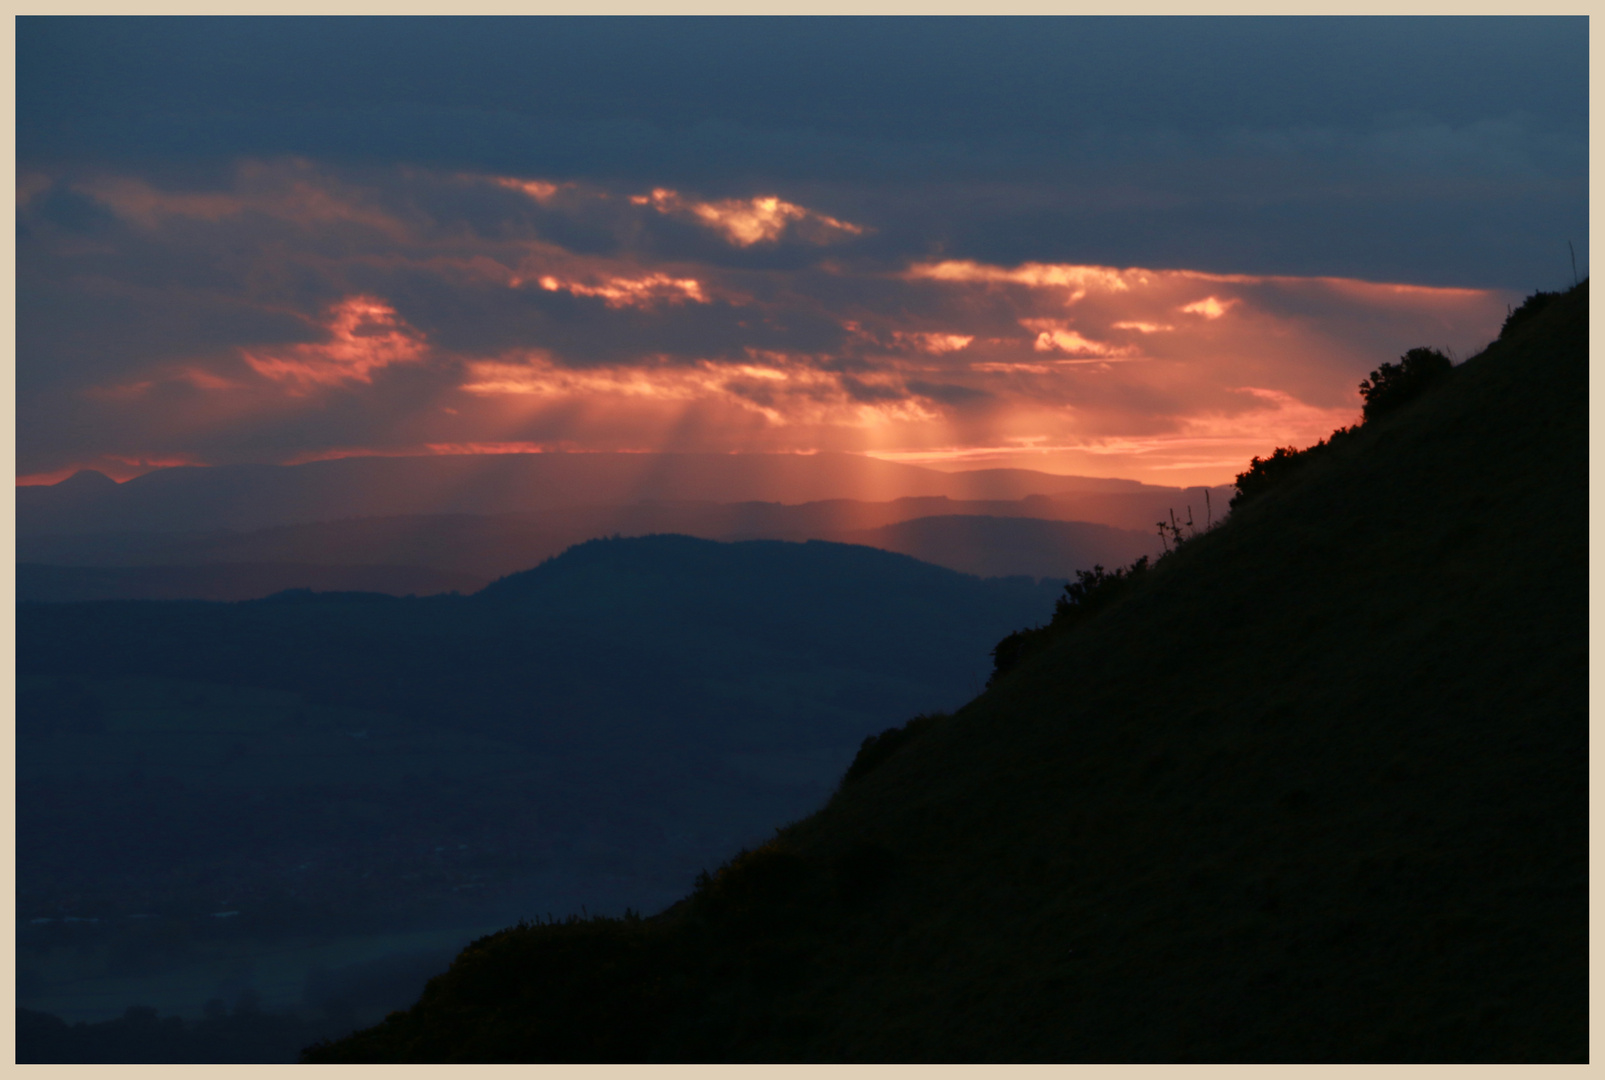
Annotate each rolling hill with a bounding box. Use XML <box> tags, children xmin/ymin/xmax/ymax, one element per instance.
<box><xmin>16</xmin><ymin>490</ymin><xmax>1209</xmax><ymax>603</ymax></box>
<box><xmin>305</xmin><ymin>281</ymin><xmax>1588</xmax><ymax>1062</ymax></box>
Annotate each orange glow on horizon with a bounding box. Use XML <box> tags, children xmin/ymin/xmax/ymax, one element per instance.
<box><xmin>16</xmin><ymin>453</ymin><xmax>206</xmax><ymax>485</ymax></box>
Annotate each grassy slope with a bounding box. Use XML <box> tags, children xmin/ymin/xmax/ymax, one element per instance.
<box><xmin>309</xmin><ymin>282</ymin><xmax>1587</xmax><ymax>1063</ymax></box>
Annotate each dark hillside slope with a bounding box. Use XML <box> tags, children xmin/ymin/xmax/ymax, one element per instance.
<box><xmin>309</xmin><ymin>282</ymin><xmax>1587</xmax><ymax>1063</ymax></box>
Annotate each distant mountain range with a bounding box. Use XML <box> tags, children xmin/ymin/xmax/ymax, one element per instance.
<box><xmin>18</xmin><ymin>452</ymin><xmax>1172</xmax><ymax>537</ymax></box>
<box><xmin>18</xmin><ymin>473</ymin><xmax>1226</xmax><ymax>602</ymax></box>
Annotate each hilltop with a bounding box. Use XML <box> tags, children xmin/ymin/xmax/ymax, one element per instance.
<box><xmin>307</xmin><ymin>281</ymin><xmax>1588</xmax><ymax>1062</ymax></box>
<box><xmin>15</xmin><ymin>492</ymin><xmax>1199</xmax><ymax>601</ymax></box>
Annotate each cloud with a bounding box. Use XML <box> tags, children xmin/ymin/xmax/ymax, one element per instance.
<box><xmin>907</xmin><ymin>260</ymin><xmax>1131</xmax><ymax>297</ymax></box>
<box><xmin>891</xmin><ymin>331</ymin><xmax>974</xmax><ymax>354</ymax></box>
<box><xmin>629</xmin><ymin>187</ymin><xmax>866</xmax><ymax>247</ymax></box>
<box><xmin>492</xmin><ymin>177</ymin><xmax>566</xmax><ymax>203</ymax></box>
<box><xmin>15</xmin><ymin>159</ymin><xmax>1517</xmax><ymax>487</ymax></box>
<box><xmin>241</xmin><ymin>296</ymin><xmax>428</xmax><ymax>390</ymax></box>
<box><xmin>1179</xmin><ymin>296</ymin><xmax>1234</xmax><ymax>319</ymax></box>
<box><xmin>532</xmin><ymin>271</ymin><xmax>709</xmax><ymax>309</ymax></box>
<box><xmin>1022</xmin><ymin>321</ymin><xmax>1137</xmax><ymax>358</ymax></box>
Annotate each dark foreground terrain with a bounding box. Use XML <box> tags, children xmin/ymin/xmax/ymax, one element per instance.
<box><xmin>308</xmin><ymin>282</ymin><xmax>1587</xmax><ymax>1062</ymax></box>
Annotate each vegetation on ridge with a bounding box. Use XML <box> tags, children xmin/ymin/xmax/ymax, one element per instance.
<box><xmin>993</xmin><ymin>334</ymin><xmax>1457</xmax><ymax>687</ymax></box>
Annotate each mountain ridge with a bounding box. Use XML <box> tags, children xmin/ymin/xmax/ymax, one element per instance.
<box><xmin>17</xmin><ymin>452</ymin><xmax>1179</xmax><ymax>537</ymax></box>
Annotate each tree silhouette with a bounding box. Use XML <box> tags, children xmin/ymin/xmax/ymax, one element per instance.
<box><xmin>1358</xmin><ymin>347</ymin><xmax>1453</xmax><ymax>423</ymax></box>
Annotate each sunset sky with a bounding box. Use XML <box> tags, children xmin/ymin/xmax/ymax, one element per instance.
<box><xmin>17</xmin><ymin>17</ymin><xmax>1587</xmax><ymax>488</ymax></box>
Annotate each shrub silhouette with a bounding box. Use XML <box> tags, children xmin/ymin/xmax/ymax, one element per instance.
<box><xmin>1358</xmin><ymin>347</ymin><xmax>1454</xmax><ymax>423</ymax></box>
<box><xmin>842</xmin><ymin>712</ymin><xmax>942</xmax><ymax>786</ymax></box>
<box><xmin>990</xmin><ymin>557</ymin><xmax>1151</xmax><ymax>684</ymax></box>
<box><xmin>1234</xmin><ymin>343</ymin><xmax>1451</xmax><ymax>510</ymax></box>
<box><xmin>1232</xmin><ymin>446</ymin><xmax>1309</xmax><ymax>508</ymax></box>
<box><xmin>1500</xmin><ymin>289</ymin><xmax>1561</xmax><ymax>341</ymax></box>
<box><xmin>1054</xmin><ymin>557</ymin><xmax>1149</xmax><ymax>621</ymax></box>
<box><xmin>989</xmin><ymin>625</ymin><xmax>1053</xmax><ymax>686</ymax></box>
<box><xmin>994</xmin><ymin>339</ymin><xmax>1465</xmax><ymax>681</ymax></box>
<box><xmin>1230</xmin><ymin>427</ymin><xmax>1361</xmax><ymax>510</ymax></box>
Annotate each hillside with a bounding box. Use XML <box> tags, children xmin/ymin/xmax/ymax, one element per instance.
<box><xmin>307</xmin><ymin>281</ymin><xmax>1588</xmax><ymax>1062</ymax></box>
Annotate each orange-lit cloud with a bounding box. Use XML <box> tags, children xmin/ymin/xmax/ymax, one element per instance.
<box><xmin>631</xmin><ymin>187</ymin><xmax>865</xmax><ymax>246</ymax></box>
<box><xmin>1022</xmin><ymin>321</ymin><xmax>1137</xmax><ymax>357</ymax></box>
<box><xmin>892</xmin><ymin>331</ymin><xmax>974</xmax><ymax>354</ymax></box>
<box><xmin>907</xmin><ymin>260</ymin><xmax>1132</xmax><ymax>296</ymax></box>
<box><xmin>241</xmin><ymin>296</ymin><xmax>427</xmax><ymax>390</ymax></box>
<box><xmin>462</xmin><ymin>352</ymin><xmax>941</xmax><ymax>429</ymax></box>
<box><xmin>19</xmin><ymin>164</ymin><xmax>1516</xmax><ymax>490</ymax></box>
<box><xmin>533</xmin><ymin>271</ymin><xmax>709</xmax><ymax>308</ymax></box>
<box><xmin>1180</xmin><ymin>296</ymin><xmax>1234</xmax><ymax>319</ymax></box>
<box><xmin>492</xmin><ymin>177</ymin><xmax>566</xmax><ymax>202</ymax></box>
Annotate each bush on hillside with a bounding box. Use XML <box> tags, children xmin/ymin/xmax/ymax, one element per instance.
<box><xmin>989</xmin><ymin>558</ymin><xmax>1153</xmax><ymax>685</ymax></box>
<box><xmin>1230</xmin><ymin>428</ymin><xmax>1358</xmax><ymax>510</ymax></box>
<box><xmin>1359</xmin><ymin>347</ymin><xmax>1454</xmax><ymax>423</ymax></box>
<box><xmin>1500</xmin><ymin>289</ymin><xmax>1561</xmax><ymax>341</ymax></box>
<box><xmin>1054</xmin><ymin>558</ymin><xmax>1149</xmax><ymax>622</ymax></box>
<box><xmin>842</xmin><ymin>712</ymin><xmax>943</xmax><ymax>786</ymax></box>
<box><xmin>1234</xmin><ymin>343</ymin><xmax>1454</xmax><ymax>510</ymax></box>
<box><xmin>989</xmin><ymin>624</ymin><xmax>1053</xmax><ymax>686</ymax></box>
<box><xmin>1232</xmin><ymin>446</ymin><xmax>1310</xmax><ymax>509</ymax></box>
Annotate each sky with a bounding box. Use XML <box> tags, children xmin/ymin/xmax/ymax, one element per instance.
<box><xmin>16</xmin><ymin>17</ymin><xmax>1588</xmax><ymax>488</ymax></box>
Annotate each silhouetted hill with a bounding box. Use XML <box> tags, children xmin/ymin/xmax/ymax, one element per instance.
<box><xmin>17</xmin><ymin>451</ymin><xmax>1164</xmax><ymax>537</ymax></box>
<box><xmin>305</xmin><ymin>281</ymin><xmax>1587</xmax><ymax>1062</ymax></box>
<box><xmin>17</xmin><ymin>487</ymin><xmax>1226</xmax><ymax>601</ymax></box>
